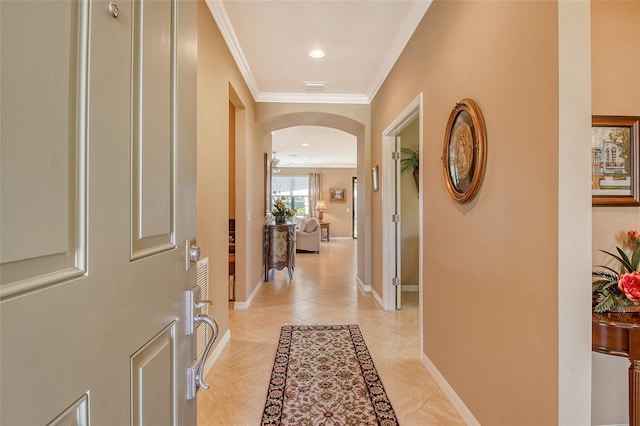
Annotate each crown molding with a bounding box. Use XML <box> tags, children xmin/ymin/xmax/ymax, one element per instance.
<box><xmin>256</xmin><ymin>92</ymin><xmax>370</xmax><ymax>105</ymax></box>
<box><xmin>205</xmin><ymin>0</ymin><xmax>260</xmax><ymax>100</ymax></box>
<box><xmin>367</xmin><ymin>1</ymin><xmax>432</xmax><ymax>101</ymax></box>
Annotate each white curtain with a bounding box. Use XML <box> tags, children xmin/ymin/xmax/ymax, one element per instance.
<box><xmin>308</xmin><ymin>173</ymin><xmax>322</xmax><ymax>218</ymax></box>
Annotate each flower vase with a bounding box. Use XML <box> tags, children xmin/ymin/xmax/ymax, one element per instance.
<box><xmin>275</xmin><ymin>217</ymin><xmax>286</xmax><ymax>225</ymax></box>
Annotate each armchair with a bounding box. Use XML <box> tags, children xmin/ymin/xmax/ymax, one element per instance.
<box><xmin>296</xmin><ymin>217</ymin><xmax>321</xmax><ymax>253</ymax></box>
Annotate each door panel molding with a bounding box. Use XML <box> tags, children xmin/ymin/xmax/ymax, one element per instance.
<box><xmin>47</xmin><ymin>393</ymin><xmax>90</xmax><ymax>426</ymax></box>
<box><xmin>131</xmin><ymin>322</ymin><xmax>177</xmax><ymax>426</ymax></box>
<box><xmin>131</xmin><ymin>0</ymin><xmax>177</xmax><ymax>260</ymax></box>
<box><xmin>0</xmin><ymin>0</ymin><xmax>89</xmax><ymax>299</ymax></box>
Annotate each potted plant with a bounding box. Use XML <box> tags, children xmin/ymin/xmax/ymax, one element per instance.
<box><xmin>592</xmin><ymin>230</ymin><xmax>640</xmax><ymax>312</ymax></box>
<box><xmin>400</xmin><ymin>147</ymin><xmax>419</xmax><ymax>191</ymax></box>
<box><xmin>272</xmin><ymin>196</ymin><xmax>297</xmax><ymax>224</ymax></box>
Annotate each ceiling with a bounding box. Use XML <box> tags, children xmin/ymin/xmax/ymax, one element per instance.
<box><xmin>272</xmin><ymin>126</ymin><xmax>357</xmax><ymax>168</ymax></box>
<box><xmin>206</xmin><ymin>0</ymin><xmax>432</xmax><ymax>166</ymax></box>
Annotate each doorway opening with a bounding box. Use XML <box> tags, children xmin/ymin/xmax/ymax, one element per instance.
<box><xmin>228</xmin><ymin>101</ymin><xmax>236</xmax><ymax>301</ymax></box>
<box><xmin>381</xmin><ymin>94</ymin><xmax>423</xmax><ymax>317</ymax></box>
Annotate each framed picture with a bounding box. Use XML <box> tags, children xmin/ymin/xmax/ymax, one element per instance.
<box><xmin>591</xmin><ymin>115</ymin><xmax>640</xmax><ymax>206</ymax></box>
<box><xmin>372</xmin><ymin>165</ymin><xmax>379</xmax><ymax>192</ymax></box>
<box><xmin>330</xmin><ymin>188</ymin><xmax>346</xmax><ymax>202</ymax></box>
<box><xmin>441</xmin><ymin>98</ymin><xmax>487</xmax><ymax>203</ymax></box>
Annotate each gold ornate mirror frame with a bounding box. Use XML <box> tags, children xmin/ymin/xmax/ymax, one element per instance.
<box><xmin>441</xmin><ymin>98</ymin><xmax>487</xmax><ymax>203</ymax></box>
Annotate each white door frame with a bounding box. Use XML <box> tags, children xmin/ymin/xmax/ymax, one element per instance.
<box><xmin>381</xmin><ymin>94</ymin><xmax>423</xmax><ymax>322</ymax></box>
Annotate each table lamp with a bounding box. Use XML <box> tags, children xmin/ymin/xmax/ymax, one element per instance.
<box><xmin>315</xmin><ymin>200</ymin><xmax>327</xmax><ymax>223</ymax></box>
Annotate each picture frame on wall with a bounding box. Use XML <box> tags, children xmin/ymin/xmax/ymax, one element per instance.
<box><xmin>591</xmin><ymin>115</ymin><xmax>640</xmax><ymax>206</ymax></box>
<box><xmin>372</xmin><ymin>165</ymin><xmax>379</xmax><ymax>192</ymax></box>
<box><xmin>441</xmin><ymin>98</ymin><xmax>487</xmax><ymax>204</ymax></box>
<box><xmin>329</xmin><ymin>188</ymin><xmax>346</xmax><ymax>202</ymax></box>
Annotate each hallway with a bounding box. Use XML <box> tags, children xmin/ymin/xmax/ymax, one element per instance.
<box><xmin>197</xmin><ymin>239</ymin><xmax>464</xmax><ymax>425</ymax></box>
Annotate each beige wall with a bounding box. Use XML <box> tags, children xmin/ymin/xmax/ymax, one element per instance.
<box><xmin>278</xmin><ymin>167</ymin><xmax>357</xmax><ymax>238</ymax></box>
<box><xmin>399</xmin><ymin>119</ymin><xmax>420</xmax><ymax>288</ymax></box>
<box><xmin>197</xmin><ymin>0</ymin><xmax>265</xmax><ymax>337</ymax></box>
<box><xmin>591</xmin><ymin>1</ymin><xmax>640</xmax><ymax>424</ymax></box>
<box><xmin>372</xmin><ymin>1</ymin><xmax>581</xmax><ymax>424</ymax></box>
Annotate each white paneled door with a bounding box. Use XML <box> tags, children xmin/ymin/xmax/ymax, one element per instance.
<box><xmin>1</xmin><ymin>0</ymin><xmax>198</xmax><ymax>424</ymax></box>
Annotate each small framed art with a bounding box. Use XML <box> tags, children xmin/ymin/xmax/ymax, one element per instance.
<box><xmin>330</xmin><ymin>188</ymin><xmax>346</xmax><ymax>202</ymax></box>
<box><xmin>591</xmin><ymin>115</ymin><xmax>640</xmax><ymax>206</ymax></box>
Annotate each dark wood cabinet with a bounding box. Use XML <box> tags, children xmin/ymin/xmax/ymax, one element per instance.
<box><xmin>593</xmin><ymin>312</ymin><xmax>640</xmax><ymax>426</ymax></box>
<box><xmin>264</xmin><ymin>224</ymin><xmax>296</xmax><ymax>281</ymax></box>
<box><xmin>229</xmin><ymin>219</ymin><xmax>235</xmax><ymax>300</ymax></box>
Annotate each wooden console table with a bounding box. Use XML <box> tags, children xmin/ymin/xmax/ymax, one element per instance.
<box><xmin>263</xmin><ymin>224</ymin><xmax>296</xmax><ymax>281</ymax></box>
<box><xmin>592</xmin><ymin>312</ymin><xmax>640</xmax><ymax>426</ymax></box>
<box><xmin>320</xmin><ymin>222</ymin><xmax>330</xmax><ymax>241</ymax></box>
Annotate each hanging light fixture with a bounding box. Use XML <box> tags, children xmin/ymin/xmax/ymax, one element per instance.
<box><xmin>271</xmin><ymin>152</ymin><xmax>280</xmax><ymax>174</ymax></box>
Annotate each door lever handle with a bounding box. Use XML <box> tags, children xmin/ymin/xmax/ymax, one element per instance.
<box><xmin>194</xmin><ymin>300</ymin><xmax>212</xmax><ymax>309</ymax></box>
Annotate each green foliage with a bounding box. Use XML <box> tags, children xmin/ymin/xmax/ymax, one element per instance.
<box><xmin>271</xmin><ymin>196</ymin><xmax>297</xmax><ymax>221</ymax></box>
<box><xmin>592</xmin><ymin>272</ymin><xmax>635</xmax><ymax>313</ymax></box>
<box><xmin>600</xmin><ymin>248</ymin><xmax>634</xmax><ymax>274</ymax></box>
<box><xmin>400</xmin><ymin>148</ymin><xmax>419</xmax><ymax>174</ymax></box>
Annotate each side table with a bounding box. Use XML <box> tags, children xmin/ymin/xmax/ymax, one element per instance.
<box><xmin>592</xmin><ymin>312</ymin><xmax>640</xmax><ymax>426</ymax></box>
<box><xmin>263</xmin><ymin>224</ymin><xmax>296</xmax><ymax>281</ymax></box>
<box><xmin>320</xmin><ymin>222</ymin><xmax>330</xmax><ymax>242</ymax></box>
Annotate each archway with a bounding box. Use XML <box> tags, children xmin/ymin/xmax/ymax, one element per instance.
<box><xmin>259</xmin><ymin>112</ymin><xmax>371</xmax><ymax>293</ymax></box>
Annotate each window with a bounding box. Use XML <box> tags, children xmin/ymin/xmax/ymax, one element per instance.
<box><xmin>272</xmin><ymin>175</ymin><xmax>309</xmax><ymax>217</ymax></box>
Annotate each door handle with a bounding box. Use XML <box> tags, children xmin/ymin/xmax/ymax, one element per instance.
<box><xmin>194</xmin><ymin>300</ymin><xmax>212</xmax><ymax>309</ymax></box>
<box><xmin>192</xmin><ymin>314</ymin><xmax>218</xmax><ymax>389</ymax></box>
<box><xmin>185</xmin><ymin>286</ymin><xmax>219</xmax><ymax>399</ymax></box>
<box><xmin>186</xmin><ymin>314</ymin><xmax>218</xmax><ymax>399</ymax></box>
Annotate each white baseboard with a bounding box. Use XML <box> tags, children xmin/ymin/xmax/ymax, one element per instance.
<box><xmin>202</xmin><ymin>328</ymin><xmax>231</xmax><ymax>379</ymax></box>
<box><xmin>371</xmin><ymin>287</ymin><xmax>384</xmax><ymax>309</ymax></box>
<box><xmin>329</xmin><ymin>237</ymin><xmax>354</xmax><ymax>240</ymax></box>
<box><xmin>420</xmin><ymin>353</ymin><xmax>480</xmax><ymax>426</ymax></box>
<box><xmin>233</xmin><ymin>278</ymin><xmax>263</xmax><ymax>310</ymax></box>
<box><xmin>356</xmin><ymin>275</ymin><xmax>371</xmax><ymax>293</ymax></box>
<box><xmin>402</xmin><ymin>285</ymin><xmax>418</xmax><ymax>292</ymax></box>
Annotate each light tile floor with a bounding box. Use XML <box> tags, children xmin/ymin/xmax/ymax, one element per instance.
<box><xmin>197</xmin><ymin>238</ymin><xmax>464</xmax><ymax>425</ymax></box>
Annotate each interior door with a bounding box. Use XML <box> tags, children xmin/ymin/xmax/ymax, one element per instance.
<box><xmin>0</xmin><ymin>0</ymin><xmax>198</xmax><ymax>424</ymax></box>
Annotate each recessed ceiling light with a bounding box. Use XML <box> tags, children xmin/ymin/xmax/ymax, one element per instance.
<box><xmin>308</xmin><ymin>49</ymin><xmax>325</xmax><ymax>59</ymax></box>
<box><xmin>302</xmin><ymin>143</ymin><xmax>309</xmax><ymax>147</ymax></box>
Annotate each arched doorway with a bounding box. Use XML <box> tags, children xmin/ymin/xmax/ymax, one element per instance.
<box><xmin>259</xmin><ymin>112</ymin><xmax>370</xmax><ymax>293</ymax></box>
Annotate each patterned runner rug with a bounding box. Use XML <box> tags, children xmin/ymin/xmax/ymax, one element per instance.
<box><xmin>261</xmin><ymin>324</ymin><xmax>398</xmax><ymax>425</ymax></box>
